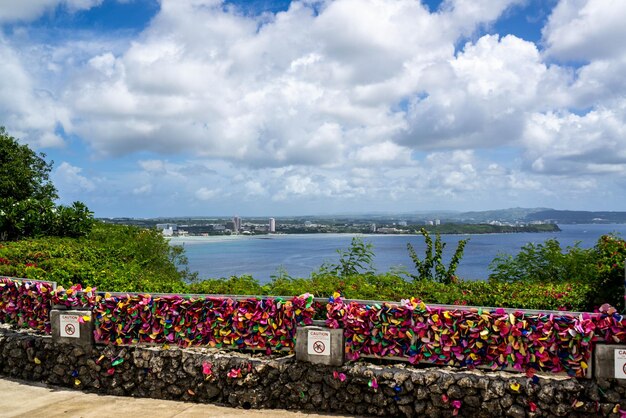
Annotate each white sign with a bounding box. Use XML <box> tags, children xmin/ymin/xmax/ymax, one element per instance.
<box><xmin>60</xmin><ymin>314</ymin><xmax>80</xmax><ymax>338</ymax></box>
<box><xmin>615</xmin><ymin>349</ymin><xmax>626</xmax><ymax>379</ymax></box>
<box><xmin>307</xmin><ymin>330</ymin><xmax>331</xmax><ymax>356</ymax></box>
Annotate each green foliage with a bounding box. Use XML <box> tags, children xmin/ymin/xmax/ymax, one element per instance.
<box><xmin>187</xmin><ymin>275</ymin><xmax>264</xmax><ymax>296</ymax></box>
<box><xmin>316</xmin><ymin>237</ymin><xmax>376</xmax><ymax>278</ymax></box>
<box><xmin>407</xmin><ymin>228</ymin><xmax>468</xmax><ymax>284</ymax></box>
<box><xmin>0</xmin><ymin>127</ymin><xmax>57</xmax><ymax>202</ymax></box>
<box><xmin>0</xmin><ymin>222</ymin><xmax>195</xmax><ymax>293</ymax></box>
<box><xmin>410</xmin><ymin>280</ymin><xmax>594</xmax><ymax>311</ymax></box>
<box><xmin>181</xmin><ymin>271</ymin><xmax>593</xmax><ymax>311</ymax></box>
<box><xmin>0</xmin><ymin>127</ymin><xmax>94</xmax><ymax>241</ymax></box>
<box><xmin>593</xmin><ymin>234</ymin><xmax>626</xmax><ymax>309</ymax></box>
<box><xmin>489</xmin><ymin>238</ymin><xmax>597</xmax><ymax>284</ymax></box>
<box><xmin>0</xmin><ymin>199</ymin><xmax>94</xmax><ymax>240</ymax></box>
<box><xmin>489</xmin><ymin>234</ymin><xmax>626</xmax><ymax>311</ymax></box>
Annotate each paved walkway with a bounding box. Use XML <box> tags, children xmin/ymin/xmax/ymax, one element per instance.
<box><xmin>0</xmin><ymin>378</ymin><xmax>351</xmax><ymax>418</ymax></box>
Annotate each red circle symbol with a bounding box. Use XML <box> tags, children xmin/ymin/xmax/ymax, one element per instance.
<box><xmin>313</xmin><ymin>340</ymin><xmax>326</xmax><ymax>354</ymax></box>
<box><xmin>65</xmin><ymin>323</ymin><xmax>76</xmax><ymax>335</ymax></box>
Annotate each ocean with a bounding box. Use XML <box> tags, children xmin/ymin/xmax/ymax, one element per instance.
<box><xmin>170</xmin><ymin>224</ymin><xmax>626</xmax><ymax>283</ymax></box>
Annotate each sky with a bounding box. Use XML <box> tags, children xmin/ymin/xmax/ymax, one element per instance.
<box><xmin>1</xmin><ymin>0</ymin><xmax>625</xmax><ymax>217</ymax></box>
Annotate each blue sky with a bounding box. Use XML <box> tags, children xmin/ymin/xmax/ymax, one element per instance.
<box><xmin>1</xmin><ymin>0</ymin><xmax>625</xmax><ymax>217</ymax></box>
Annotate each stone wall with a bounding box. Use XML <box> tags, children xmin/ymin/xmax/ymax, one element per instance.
<box><xmin>1</xmin><ymin>325</ymin><xmax>625</xmax><ymax>418</ymax></box>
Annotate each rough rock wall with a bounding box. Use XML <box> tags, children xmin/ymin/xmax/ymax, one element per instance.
<box><xmin>1</xmin><ymin>326</ymin><xmax>625</xmax><ymax>418</ymax></box>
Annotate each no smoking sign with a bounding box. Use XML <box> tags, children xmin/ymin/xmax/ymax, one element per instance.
<box><xmin>60</xmin><ymin>314</ymin><xmax>80</xmax><ymax>338</ymax></box>
<box><xmin>307</xmin><ymin>330</ymin><xmax>331</xmax><ymax>356</ymax></box>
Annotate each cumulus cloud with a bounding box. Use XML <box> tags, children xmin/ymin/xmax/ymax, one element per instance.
<box><xmin>195</xmin><ymin>187</ymin><xmax>220</xmax><ymax>201</ymax></box>
<box><xmin>522</xmin><ymin>103</ymin><xmax>626</xmax><ymax>175</ymax></box>
<box><xmin>543</xmin><ymin>0</ymin><xmax>626</xmax><ymax>62</ymax></box>
<box><xmin>400</xmin><ymin>34</ymin><xmax>559</xmax><ymax>150</ymax></box>
<box><xmin>0</xmin><ymin>37</ymin><xmax>70</xmax><ymax>148</ymax></box>
<box><xmin>54</xmin><ymin>162</ymin><xmax>96</xmax><ymax>193</ymax></box>
<box><xmin>0</xmin><ymin>0</ymin><xmax>104</xmax><ymax>23</ymax></box>
<box><xmin>2</xmin><ymin>0</ymin><xmax>626</xmax><ymax>215</ymax></box>
<box><xmin>61</xmin><ymin>0</ymin><xmax>527</xmax><ymax>167</ymax></box>
<box><xmin>133</xmin><ymin>184</ymin><xmax>152</xmax><ymax>196</ymax></box>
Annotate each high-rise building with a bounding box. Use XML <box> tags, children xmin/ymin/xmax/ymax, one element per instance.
<box><xmin>232</xmin><ymin>216</ymin><xmax>241</xmax><ymax>232</ymax></box>
<box><xmin>269</xmin><ymin>218</ymin><xmax>276</xmax><ymax>233</ymax></box>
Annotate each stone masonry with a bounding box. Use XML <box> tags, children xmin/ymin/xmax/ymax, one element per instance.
<box><xmin>1</xmin><ymin>325</ymin><xmax>626</xmax><ymax>417</ymax></box>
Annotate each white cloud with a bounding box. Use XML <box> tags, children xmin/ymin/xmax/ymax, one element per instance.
<box><xmin>400</xmin><ymin>34</ymin><xmax>556</xmax><ymax>149</ymax></box>
<box><xmin>0</xmin><ymin>0</ymin><xmax>103</xmax><ymax>23</ymax></box>
<box><xmin>196</xmin><ymin>187</ymin><xmax>220</xmax><ymax>200</ymax></box>
<box><xmin>245</xmin><ymin>180</ymin><xmax>266</xmax><ymax>196</ymax></box>
<box><xmin>133</xmin><ymin>184</ymin><xmax>152</xmax><ymax>195</ymax></box>
<box><xmin>60</xmin><ymin>0</ymin><xmax>528</xmax><ymax>167</ymax></box>
<box><xmin>139</xmin><ymin>159</ymin><xmax>167</xmax><ymax>173</ymax></box>
<box><xmin>353</xmin><ymin>141</ymin><xmax>411</xmax><ymax>164</ymax></box>
<box><xmin>522</xmin><ymin>104</ymin><xmax>626</xmax><ymax>176</ymax></box>
<box><xmin>54</xmin><ymin>162</ymin><xmax>96</xmax><ymax>192</ymax></box>
<box><xmin>195</xmin><ymin>187</ymin><xmax>220</xmax><ymax>201</ymax></box>
<box><xmin>4</xmin><ymin>0</ymin><xmax>626</xmax><ymax>215</ymax></box>
<box><xmin>0</xmin><ymin>37</ymin><xmax>70</xmax><ymax>148</ymax></box>
<box><xmin>543</xmin><ymin>0</ymin><xmax>626</xmax><ymax>62</ymax></box>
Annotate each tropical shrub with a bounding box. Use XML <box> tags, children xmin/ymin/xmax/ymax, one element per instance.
<box><xmin>593</xmin><ymin>234</ymin><xmax>626</xmax><ymax>309</ymax></box>
<box><xmin>0</xmin><ymin>127</ymin><xmax>94</xmax><ymax>240</ymax></box>
<box><xmin>0</xmin><ymin>222</ymin><xmax>195</xmax><ymax>292</ymax></box>
<box><xmin>489</xmin><ymin>238</ymin><xmax>596</xmax><ymax>284</ymax></box>
<box><xmin>489</xmin><ymin>234</ymin><xmax>626</xmax><ymax>311</ymax></box>
<box><xmin>407</xmin><ymin>228</ymin><xmax>468</xmax><ymax>284</ymax></box>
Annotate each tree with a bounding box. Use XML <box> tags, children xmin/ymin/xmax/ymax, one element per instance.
<box><xmin>488</xmin><ymin>235</ymin><xmax>626</xmax><ymax>311</ymax></box>
<box><xmin>0</xmin><ymin>127</ymin><xmax>94</xmax><ymax>240</ymax></box>
<box><xmin>316</xmin><ymin>237</ymin><xmax>376</xmax><ymax>279</ymax></box>
<box><xmin>407</xmin><ymin>228</ymin><xmax>468</xmax><ymax>284</ymax></box>
<box><xmin>0</xmin><ymin>127</ymin><xmax>57</xmax><ymax>202</ymax></box>
<box><xmin>488</xmin><ymin>238</ymin><xmax>596</xmax><ymax>284</ymax></box>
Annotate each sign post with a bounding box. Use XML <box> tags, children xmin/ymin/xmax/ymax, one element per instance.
<box><xmin>51</xmin><ymin>309</ymin><xmax>94</xmax><ymax>347</ymax></box>
<box><xmin>295</xmin><ymin>326</ymin><xmax>344</xmax><ymax>366</ymax></box>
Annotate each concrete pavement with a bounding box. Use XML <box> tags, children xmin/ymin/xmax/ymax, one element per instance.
<box><xmin>0</xmin><ymin>378</ymin><xmax>352</xmax><ymax>418</ymax></box>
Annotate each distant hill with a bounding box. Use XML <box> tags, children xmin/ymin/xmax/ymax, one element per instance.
<box><xmin>525</xmin><ymin>210</ymin><xmax>626</xmax><ymax>224</ymax></box>
<box><xmin>100</xmin><ymin>208</ymin><xmax>626</xmax><ymax>225</ymax></box>
<box><xmin>442</xmin><ymin>208</ymin><xmax>550</xmax><ymax>223</ymax></box>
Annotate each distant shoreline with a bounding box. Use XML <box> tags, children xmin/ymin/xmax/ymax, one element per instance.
<box><xmin>168</xmin><ymin>223</ymin><xmax>561</xmax><ymax>243</ymax></box>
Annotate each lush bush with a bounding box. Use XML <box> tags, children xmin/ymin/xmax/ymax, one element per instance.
<box><xmin>186</xmin><ymin>271</ymin><xmax>594</xmax><ymax>311</ymax></box>
<box><xmin>410</xmin><ymin>279</ymin><xmax>594</xmax><ymax>311</ymax></box>
<box><xmin>407</xmin><ymin>228</ymin><xmax>468</xmax><ymax>284</ymax></box>
<box><xmin>0</xmin><ymin>198</ymin><xmax>94</xmax><ymax>240</ymax></box>
<box><xmin>0</xmin><ymin>126</ymin><xmax>57</xmax><ymax>202</ymax></box>
<box><xmin>489</xmin><ymin>238</ymin><xmax>597</xmax><ymax>284</ymax></box>
<box><xmin>187</xmin><ymin>274</ymin><xmax>265</xmax><ymax>296</ymax></box>
<box><xmin>0</xmin><ymin>222</ymin><xmax>195</xmax><ymax>293</ymax></box>
<box><xmin>593</xmin><ymin>234</ymin><xmax>626</xmax><ymax>309</ymax></box>
<box><xmin>489</xmin><ymin>234</ymin><xmax>626</xmax><ymax>311</ymax></box>
<box><xmin>0</xmin><ymin>127</ymin><xmax>94</xmax><ymax>241</ymax></box>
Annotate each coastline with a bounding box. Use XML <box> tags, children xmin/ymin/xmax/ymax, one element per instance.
<box><xmin>167</xmin><ymin>225</ymin><xmax>561</xmax><ymax>244</ymax></box>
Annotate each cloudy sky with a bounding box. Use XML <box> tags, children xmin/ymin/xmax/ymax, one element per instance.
<box><xmin>1</xmin><ymin>0</ymin><xmax>625</xmax><ymax>217</ymax></box>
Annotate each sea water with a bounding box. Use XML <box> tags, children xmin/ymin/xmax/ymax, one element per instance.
<box><xmin>170</xmin><ymin>224</ymin><xmax>626</xmax><ymax>283</ymax></box>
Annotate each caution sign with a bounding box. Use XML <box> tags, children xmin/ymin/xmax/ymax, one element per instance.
<box><xmin>60</xmin><ymin>314</ymin><xmax>80</xmax><ymax>338</ymax></box>
<box><xmin>307</xmin><ymin>330</ymin><xmax>331</xmax><ymax>356</ymax></box>
<box><xmin>615</xmin><ymin>349</ymin><xmax>626</xmax><ymax>379</ymax></box>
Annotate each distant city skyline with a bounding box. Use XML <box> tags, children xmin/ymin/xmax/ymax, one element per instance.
<box><xmin>1</xmin><ymin>0</ymin><xmax>625</xmax><ymax>217</ymax></box>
